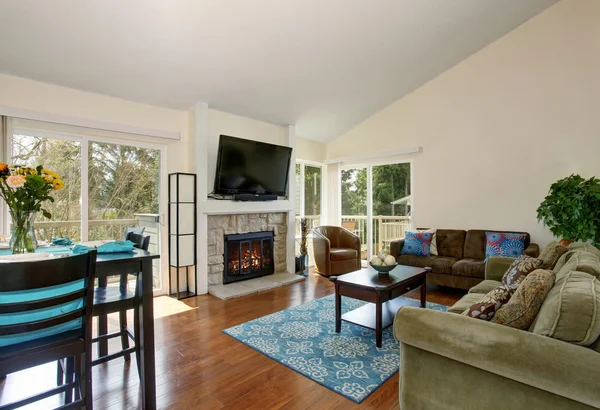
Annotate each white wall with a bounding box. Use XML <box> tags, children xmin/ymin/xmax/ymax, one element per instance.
<box><xmin>0</xmin><ymin>73</ymin><xmax>192</xmax><ymax>173</ymax></box>
<box><xmin>326</xmin><ymin>0</ymin><xmax>600</xmax><ymax>247</ymax></box>
<box><xmin>296</xmin><ymin>137</ymin><xmax>327</xmax><ymax>163</ymax></box>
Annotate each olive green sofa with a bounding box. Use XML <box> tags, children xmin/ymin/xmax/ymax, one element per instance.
<box><xmin>394</xmin><ymin>256</ymin><xmax>600</xmax><ymax>410</ymax></box>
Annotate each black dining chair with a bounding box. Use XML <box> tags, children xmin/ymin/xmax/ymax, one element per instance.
<box><xmin>94</xmin><ymin>232</ymin><xmax>150</xmax><ymax>367</ymax></box>
<box><xmin>61</xmin><ymin>232</ymin><xmax>150</xmax><ymax>388</ymax></box>
<box><xmin>0</xmin><ymin>250</ymin><xmax>97</xmax><ymax>409</ymax></box>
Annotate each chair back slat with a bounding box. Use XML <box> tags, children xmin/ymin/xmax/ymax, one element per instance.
<box><xmin>0</xmin><ymin>289</ymin><xmax>85</xmax><ymax>314</ymax></box>
<box><xmin>0</xmin><ymin>310</ymin><xmax>84</xmax><ymax>336</ymax></box>
<box><xmin>126</xmin><ymin>232</ymin><xmax>151</xmax><ymax>251</ymax></box>
<box><xmin>0</xmin><ymin>251</ymin><xmax>97</xmax><ymax>349</ymax></box>
<box><xmin>0</xmin><ymin>253</ymin><xmax>95</xmax><ymax>291</ymax></box>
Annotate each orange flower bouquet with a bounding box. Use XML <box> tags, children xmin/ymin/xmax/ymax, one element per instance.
<box><xmin>0</xmin><ymin>163</ymin><xmax>64</xmax><ymax>253</ymax></box>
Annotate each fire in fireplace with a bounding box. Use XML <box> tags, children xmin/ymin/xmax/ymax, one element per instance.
<box><xmin>223</xmin><ymin>231</ymin><xmax>274</xmax><ymax>284</ymax></box>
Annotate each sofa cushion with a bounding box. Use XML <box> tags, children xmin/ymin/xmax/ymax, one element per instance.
<box><xmin>447</xmin><ymin>293</ymin><xmax>483</xmax><ymax>314</ymax></box>
<box><xmin>462</xmin><ymin>286</ymin><xmax>511</xmax><ymax>321</ymax></box>
<box><xmin>485</xmin><ymin>231</ymin><xmax>527</xmax><ymax>259</ymax></box>
<box><xmin>532</xmin><ymin>271</ymin><xmax>600</xmax><ymax>346</ymax></box>
<box><xmin>555</xmin><ymin>251</ymin><xmax>600</xmax><ymax>280</ymax></box>
<box><xmin>435</xmin><ymin>229</ymin><xmax>466</xmax><ymax>260</ymax></box>
<box><xmin>396</xmin><ymin>255</ymin><xmax>455</xmax><ymax>275</ymax></box>
<box><xmin>568</xmin><ymin>242</ymin><xmax>600</xmax><ymax>258</ymax></box>
<box><xmin>468</xmin><ymin>279</ymin><xmax>502</xmax><ymax>294</ymax></box>
<box><xmin>330</xmin><ymin>248</ymin><xmax>358</xmax><ymax>261</ymax></box>
<box><xmin>538</xmin><ymin>241</ymin><xmax>569</xmax><ymax>270</ymax></box>
<box><xmin>463</xmin><ymin>230</ymin><xmax>531</xmax><ymax>260</ymax></box>
<box><xmin>452</xmin><ymin>258</ymin><xmax>485</xmax><ymax>278</ymax></box>
<box><xmin>400</xmin><ymin>231</ymin><xmax>433</xmax><ymax>257</ymax></box>
<box><xmin>491</xmin><ymin>269</ymin><xmax>555</xmax><ymax>330</ymax></box>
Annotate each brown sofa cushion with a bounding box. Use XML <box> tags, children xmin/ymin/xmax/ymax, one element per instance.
<box><xmin>396</xmin><ymin>255</ymin><xmax>456</xmax><ymax>275</ymax></box>
<box><xmin>463</xmin><ymin>230</ymin><xmax>531</xmax><ymax>260</ymax></box>
<box><xmin>462</xmin><ymin>286</ymin><xmax>511</xmax><ymax>321</ymax></box>
<box><xmin>330</xmin><ymin>248</ymin><xmax>358</xmax><ymax>261</ymax></box>
<box><xmin>452</xmin><ymin>258</ymin><xmax>485</xmax><ymax>278</ymax></box>
<box><xmin>435</xmin><ymin>229</ymin><xmax>466</xmax><ymax>260</ymax></box>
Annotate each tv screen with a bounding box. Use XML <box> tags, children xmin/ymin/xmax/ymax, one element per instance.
<box><xmin>214</xmin><ymin>135</ymin><xmax>293</xmax><ymax>196</ymax></box>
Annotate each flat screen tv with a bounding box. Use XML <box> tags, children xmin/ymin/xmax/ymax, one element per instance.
<box><xmin>213</xmin><ymin>135</ymin><xmax>293</xmax><ymax>197</ymax></box>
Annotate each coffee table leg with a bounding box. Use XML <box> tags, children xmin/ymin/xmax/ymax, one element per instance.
<box><xmin>375</xmin><ymin>292</ymin><xmax>382</xmax><ymax>348</ymax></box>
<box><xmin>335</xmin><ymin>282</ymin><xmax>341</xmax><ymax>333</ymax></box>
<box><xmin>420</xmin><ymin>275</ymin><xmax>427</xmax><ymax>308</ymax></box>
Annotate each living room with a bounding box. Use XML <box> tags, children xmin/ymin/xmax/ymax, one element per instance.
<box><xmin>0</xmin><ymin>0</ymin><xmax>599</xmax><ymax>409</ymax></box>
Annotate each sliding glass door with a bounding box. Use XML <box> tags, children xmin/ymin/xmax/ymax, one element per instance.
<box><xmin>341</xmin><ymin>161</ymin><xmax>411</xmax><ymax>263</ymax></box>
<box><xmin>9</xmin><ymin>129</ymin><xmax>167</xmax><ymax>294</ymax></box>
<box><xmin>341</xmin><ymin>167</ymin><xmax>368</xmax><ymax>261</ymax></box>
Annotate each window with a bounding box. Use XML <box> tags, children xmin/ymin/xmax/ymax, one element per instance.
<box><xmin>6</xmin><ymin>125</ymin><xmax>167</xmax><ymax>294</ymax></box>
<box><xmin>341</xmin><ymin>161</ymin><xmax>411</xmax><ymax>263</ymax></box>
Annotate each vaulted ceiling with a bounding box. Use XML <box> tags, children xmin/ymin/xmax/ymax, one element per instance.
<box><xmin>0</xmin><ymin>0</ymin><xmax>558</xmax><ymax>141</ymax></box>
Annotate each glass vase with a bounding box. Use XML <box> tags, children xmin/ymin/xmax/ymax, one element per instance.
<box><xmin>9</xmin><ymin>210</ymin><xmax>38</xmax><ymax>254</ymax></box>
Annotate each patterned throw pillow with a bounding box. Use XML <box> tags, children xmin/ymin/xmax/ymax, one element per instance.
<box><xmin>538</xmin><ymin>241</ymin><xmax>569</xmax><ymax>270</ymax></box>
<box><xmin>429</xmin><ymin>229</ymin><xmax>438</xmax><ymax>256</ymax></box>
<box><xmin>400</xmin><ymin>231</ymin><xmax>433</xmax><ymax>257</ymax></box>
<box><xmin>413</xmin><ymin>229</ymin><xmax>438</xmax><ymax>255</ymax></box>
<box><xmin>491</xmin><ymin>269</ymin><xmax>555</xmax><ymax>330</ymax></box>
<box><xmin>462</xmin><ymin>286</ymin><xmax>511</xmax><ymax>321</ymax></box>
<box><xmin>501</xmin><ymin>255</ymin><xmax>543</xmax><ymax>291</ymax></box>
<box><xmin>485</xmin><ymin>232</ymin><xmax>527</xmax><ymax>259</ymax></box>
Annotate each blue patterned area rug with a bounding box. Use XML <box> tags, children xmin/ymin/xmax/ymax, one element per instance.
<box><xmin>222</xmin><ymin>294</ymin><xmax>448</xmax><ymax>403</ymax></box>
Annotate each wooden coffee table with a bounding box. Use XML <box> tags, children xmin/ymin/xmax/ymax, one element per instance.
<box><xmin>335</xmin><ymin>265</ymin><xmax>430</xmax><ymax>347</ymax></box>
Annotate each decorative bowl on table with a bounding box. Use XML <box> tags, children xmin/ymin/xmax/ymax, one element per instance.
<box><xmin>369</xmin><ymin>262</ymin><xmax>398</xmax><ymax>275</ymax></box>
<box><xmin>369</xmin><ymin>252</ymin><xmax>398</xmax><ymax>275</ymax></box>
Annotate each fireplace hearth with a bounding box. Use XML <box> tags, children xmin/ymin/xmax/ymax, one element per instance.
<box><xmin>223</xmin><ymin>231</ymin><xmax>274</xmax><ymax>284</ymax></box>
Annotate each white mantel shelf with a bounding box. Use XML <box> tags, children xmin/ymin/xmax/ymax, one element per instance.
<box><xmin>200</xmin><ymin>199</ymin><xmax>294</xmax><ymax>215</ymax></box>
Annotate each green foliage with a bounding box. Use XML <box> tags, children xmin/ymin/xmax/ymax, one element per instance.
<box><xmin>537</xmin><ymin>174</ymin><xmax>600</xmax><ymax>244</ymax></box>
<box><xmin>341</xmin><ymin>163</ymin><xmax>411</xmax><ymax>216</ymax></box>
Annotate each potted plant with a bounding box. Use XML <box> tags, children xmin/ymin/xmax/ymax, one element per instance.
<box><xmin>0</xmin><ymin>163</ymin><xmax>64</xmax><ymax>253</ymax></box>
<box><xmin>537</xmin><ymin>174</ymin><xmax>600</xmax><ymax>246</ymax></box>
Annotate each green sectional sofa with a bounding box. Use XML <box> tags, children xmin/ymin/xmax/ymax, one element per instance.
<box><xmin>393</xmin><ymin>250</ymin><xmax>600</xmax><ymax>410</ymax></box>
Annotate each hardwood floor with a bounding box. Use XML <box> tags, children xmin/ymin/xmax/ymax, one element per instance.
<box><xmin>0</xmin><ymin>272</ymin><xmax>464</xmax><ymax>410</ymax></box>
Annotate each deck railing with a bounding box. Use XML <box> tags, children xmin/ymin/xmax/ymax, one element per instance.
<box><xmin>33</xmin><ymin>219</ymin><xmax>140</xmax><ymax>242</ymax></box>
<box><xmin>294</xmin><ymin>215</ymin><xmax>411</xmax><ymax>259</ymax></box>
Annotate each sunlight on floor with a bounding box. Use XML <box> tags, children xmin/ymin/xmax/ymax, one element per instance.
<box><xmin>153</xmin><ymin>295</ymin><xmax>197</xmax><ymax>319</ymax></box>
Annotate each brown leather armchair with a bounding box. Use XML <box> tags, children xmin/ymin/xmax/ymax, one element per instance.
<box><xmin>312</xmin><ymin>226</ymin><xmax>362</xmax><ymax>277</ymax></box>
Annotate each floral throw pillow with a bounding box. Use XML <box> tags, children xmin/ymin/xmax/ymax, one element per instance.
<box><xmin>400</xmin><ymin>231</ymin><xmax>433</xmax><ymax>257</ymax></box>
<box><xmin>462</xmin><ymin>286</ymin><xmax>511</xmax><ymax>321</ymax></box>
<box><xmin>485</xmin><ymin>232</ymin><xmax>527</xmax><ymax>259</ymax></box>
<box><xmin>501</xmin><ymin>255</ymin><xmax>543</xmax><ymax>291</ymax></box>
<box><xmin>492</xmin><ymin>269</ymin><xmax>555</xmax><ymax>330</ymax></box>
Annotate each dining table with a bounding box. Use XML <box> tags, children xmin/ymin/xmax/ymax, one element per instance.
<box><xmin>0</xmin><ymin>245</ymin><xmax>160</xmax><ymax>410</ymax></box>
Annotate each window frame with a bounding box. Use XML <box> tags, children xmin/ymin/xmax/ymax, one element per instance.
<box><xmin>4</xmin><ymin>125</ymin><xmax>169</xmax><ymax>296</ymax></box>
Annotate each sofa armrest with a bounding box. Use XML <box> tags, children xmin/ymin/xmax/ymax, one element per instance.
<box><xmin>394</xmin><ymin>307</ymin><xmax>600</xmax><ymax>408</ymax></box>
<box><xmin>311</xmin><ymin>230</ymin><xmax>331</xmax><ymax>274</ymax></box>
<box><xmin>390</xmin><ymin>239</ymin><xmax>405</xmax><ymax>260</ymax></box>
<box><xmin>485</xmin><ymin>256</ymin><xmax>514</xmax><ymax>281</ymax></box>
<box><xmin>525</xmin><ymin>242</ymin><xmax>540</xmax><ymax>258</ymax></box>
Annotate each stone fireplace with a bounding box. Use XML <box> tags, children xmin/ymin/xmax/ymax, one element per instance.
<box><xmin>207</xmin><ymin>212</ymin><xmax>287</xmax><ymax>287</ymax></box>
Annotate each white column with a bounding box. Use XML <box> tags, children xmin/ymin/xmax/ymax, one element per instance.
<box><xmin>193</xmin><ymin>102</ymin><xmax>209</xmax><ymax>294</ymax></box>
<box><xmin>327</xmin><ymin>163</ymin><xmax>341</xmax><ymax>226</ymax></box>
<box><xmin>285</xmin><ymin>125</ymin><xmax>296</xmax><ymax>274</ymax></box>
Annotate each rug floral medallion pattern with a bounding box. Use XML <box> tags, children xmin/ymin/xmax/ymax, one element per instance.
<box><xmin>223</xmin><ymin>294</ymin><xmax>448</xmax><ymax>403</ymax></box>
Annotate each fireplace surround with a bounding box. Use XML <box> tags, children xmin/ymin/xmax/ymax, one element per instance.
<box><xmin>223</xmin><ymin>231</ymin><xmax>274</xmax><ymax>284</ymax></box>
<box><xmin>207</xmin><ymin>212</ymin><xmax>287</xmax><ymax>287</ymax></box>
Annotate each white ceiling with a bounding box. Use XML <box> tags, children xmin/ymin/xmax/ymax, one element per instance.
<box><xmin>0</xmin><ymin>0</ymin><xmax>558</xmax><ymax>141</ymax></box>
